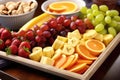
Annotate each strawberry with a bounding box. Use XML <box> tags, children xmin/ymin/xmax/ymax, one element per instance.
<box><xmin>11</xmin><ymin>39</ymin><xmax>21</xmax><ymax>47</ymax></box>
<box><xmin>0</xmin><ymin>28</ymin><xmax>5</xmax><ymax>36</ymax></box>
<box><xmin>5</xmin><ymin>39</ymin><xmax>12</xmax><ymax>47</ymax></box>
<box><xmin>0</xmin><ymin>39</ymin><xmax>5</xmax><ymax>50</ymax></box>
<box><xmin>6</xmin><ymin>45</ymin><xmax>18</xmax><ymax>55</ymax></box>
<box><xmin>18</xmin><ymin>47</ymin><xmax>30</xmax><ymax>58</ymax></box>
<box><xmin>1</xmin><ymin>29</ymin><xmax>12</xmax><ymax>41</ymax></box>
<box><xmin>19</xmin><ymin>41</ymin><xmax>31</xmax><ymax>50</ymax></box>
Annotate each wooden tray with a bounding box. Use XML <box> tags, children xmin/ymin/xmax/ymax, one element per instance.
<box><xmin>0</xmin><ymin>32</ymin><xmax>120</xmax><ymax>80</ymax></box>
<box><xmin>0</xmin><ymin>13</ymin><xmax>120</xmax><ymax>80</ymax></box>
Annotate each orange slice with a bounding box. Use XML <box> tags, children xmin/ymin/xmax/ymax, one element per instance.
<box><xmin>76</xmin><ymin>65</ymin><xmax>89</xmax><ymax>74</ymax></box>
<box><xmin>48</xmin><ymin>1</ymin><xmax>78</xmax><ymax>13</ymax></box>
<box><xmin>85</xmin><ymin>39</ymin><xmax>106</xmax><ymax>54</ymax></box>
<box><xmin>76</xmin><ymin>44</ymin><xmax>97</xmax><ymax>60</ymax></box>
<box><xmin>77</xmin><ymin>59</ymin><xmax>93</xmax><ymax>65</ymax></box>
<box><xmin>60</xmin><ymin>55</ymin><xmax>75</xmax><ymax>69</ymax></box>
<box><xmin>54</xmin><ymin>55</ymin><xmax>67</xmax><ymax>68</ymax></box>
<box><xmin>68</xmin><ymin>63</ymin><xmax>87</xmax><ymax>72</ymax></box>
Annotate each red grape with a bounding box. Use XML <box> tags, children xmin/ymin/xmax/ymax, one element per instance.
<box><xmin>50</xmin><ymin>28</ymin><xmax>57</xmax><ymax>36</ymax></box>
<box><xmin>60</xmin><ymin>30</ymin><xmax>67</xmax><ymax>37</ymax></box>
<box><xmin>70</xmin><ymin>22</ymin><xmax>77</xmax><ymax>30</ymax></box>
<box><xmin>49</xmin><ymin>20</ymin><xmax>57</xmax><ymax>28</ymax></box>
<box><xmin>71</xmin><ymin>15</ymin><xmax>78</xmax><ymax>21</ymax></box>
<box><xmin>42</xmin><ymin>31</ymin><xmax>51</xmax><ymax>38</ymax></box>
<box><xmin>40</xmin><ymin>24</ymin><xmax>49</xmax><ymax>31</ymax></box>
<box><xmin>63</xmin><ymin>19</ymin><xmax>71</xmax><ymax>27</ymax></box>
<box><xmin>75</xmin><ymin>19</ymin><xmax>83</xmax><ymax>26</ymax></box>
<box><xmin>35</xmin><ymin>35</ymin><xmax>41</xmax><ymax>43</ymax></box>
<box><xmin>33</xmin><ymin>25</ymin><xmax>40</xmax><ymax>31</ymax></box>
<box><xmin>36</xmin><ymin>29</ymin><xmax>43</xmax><ymax>36</ymax></box>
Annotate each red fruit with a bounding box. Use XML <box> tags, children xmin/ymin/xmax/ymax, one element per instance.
<box><xmin>77</xmin><ymin>24</ymin><xmax>86</xmax><ymax>34</ymax></box>
<box><xmin>11</xmin><ymin>31</ymin><xmax>18</xmax><ymax>37</ymax></box>
<box><xmin>11</xmin><ymin>39</ymin><xmax>21</xmax><ymax>47</ymax></box>
<box><xmin>56</xmin><ymin>16</ymin><xmax>64</xmax><ymax>24</ymax></box>
<box><xmin>75</xmin><ymin>19</ymin><xmax>83</xmax><ymax>26</ymax></box>
<box><xmin>71</xmin><ymin>15</ymin><xmax>78</xmax><ymax>21</ymax></box>
<box><xmin>0</xmin><ymin>39</ymin><xmax>5</xmax><ymax>50</ymax></box>
<box><xmin>6</xmin><ymin>45</ymin><xmax>18</xmax><ymax>55</ymax></box>
<box><xmin>70</xmin><ymin>22</ymin><xmax>77</xmax><ymax>30</ymax></box>
<box><xmin>18</xmin><ymin>48</ymin><xmax>30</xmax><ymax>58</ymax></box>
<box><xmin>1</xmin><ymin>29</ymin><xmax>12</xmax><ymax>40</ymax></box>
<box><xmin>17</xmin><ymin>30</ymin><xmax>26</xmax><ymax>37</ymax></box>
<box><xmin>42</xmin><ymin>31</ymin><xmax>51</xmax><ymax>38</ymax></box>
<box><xmin>26</xmin><ymin>30</ymin><xmax>34</xmax><ymax>40</ymax></box>
<box><xmin>36</xmin><ymin>29</ymin><xmax>43</xmax><ymax>36</ymax></box>
<box><xmin>19</xmin><ymin>41</ymin><xmax>31</xmax><ymax>50</ymax></box>
<box><xmin>40</xmin><ymin>24</ymin><xmax>49</xmax><ymax>31</ymax></box>
<box><xmin>56</xmin><ymin>24</ymin><xmax>64</xmax><ymax>31</ymax></box>
<box><xmin>5</xmin><ymin>39</ymin><xmax>12</xmax><ymax>47</ymax></box>
<box><xmin>63</xmin><ymin>19</ymin><xmax>71</xmax><ymax>27</ymax></box>
<box><xmin>0</xmin><ymin>28</ymin><xmax>5</xmax><ymax>36</ymax></box>
<box><xmin>49</xmin><ymin>20</ymin><xmax>57</xmax><ymax>28</ymax></box>
<box><xmin>84</xmin><ymin>18</ymin><xmax>94</xmax><ymax>29</ymax></box>
<box><xmin>33</xmin><ymin>25</ymin><xmax>40</xmax><ymax>31</ymax></box>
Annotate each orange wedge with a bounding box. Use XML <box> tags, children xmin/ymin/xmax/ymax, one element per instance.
<box><xmin>76</xmin><ymin>65</ymin><xmax>89</xmax><ymax>74</ymax></box>
<box><xmin>77</xmin><ymin>59</ymin><xmax>93</xmax><ymax>65</ymax></box>
<box><xmin>54</xmin><ymin>55</ymin><xmax>67</xmax><ymax>68</ymax></box>
<box><xmin>48</xmin><ymin>1</ymin><xmax>78</xmax><ymax>13</ymax></box>
<box><xmin>68</xmin><ymin>63</ymin><xmax>87</xmax><ymax>72</ymax></box>
<box><xmin>85</xmin><ymin>39</ymin><xmax>106</xmax><ymax>54</ymax></box>
<box><xmin>76</xmin><ymin>44</ymin><xmax>97</xmax><ymax>60</ymax></box>
<box><xmin>60</xmin><ymin>55</ymin><xmax>75</xmax><ymax>69</ymax></box>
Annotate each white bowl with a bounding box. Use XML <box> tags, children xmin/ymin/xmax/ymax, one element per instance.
<box><xmin>0</xmin><ymin>0</ymin><xmax>38</xmax><ymax>31</ymax></box>
<box><xmin>41</xmin><ymin>0</ymin><xmax>86</xmax><ymax>16</ymax></box>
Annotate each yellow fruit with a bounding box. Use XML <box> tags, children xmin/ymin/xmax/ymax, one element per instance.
<box><xmin>52</xmin><ymin>39</ymin><xmax>64</xmax><ymax>50</ymax></box>
<box><xmin>29</xmin><ymin>47</ymin><xmax>42</xmax><ymax>61</ymax></box>
<box><xmin>52</xmin><ymin>49</ymin><xmax>62</xmax><ymax>60</ymax></box>
<box><xmin>19</xmin><ymin>13</ymin><xmax>55</xmax><ymax>31</ymax></box>
<box><xmin>103</xmin><ymin>34</ymin><xmax>114</xmax><ymax>46</ymax></box>
<box><xmin>94</xmin><ymin>33</ymin><xmax>104</xmax><ymax>41</ymax></box>
<box><xmin>40</xmin><ymin>56</ymin><xmax>55</xmax><ymax>66</ymax></box>
<box><xmin>62</xmin><ymin>44</ymin><xmax>75</xmax><ymax>55</ymax></box>
<box><xmin>68</xmin><ymin>37</ymin><xmax>79</xmax><ymax>47</ymax></box>
<box><xmin>43</xmin><ymin>47</ymin><xmax>54</xmax><ymax>58</ymax></box>
<box><xmin>57</xmin><ymin>36</ymin><xmax>68</xmax><ymax>42</ymax></box>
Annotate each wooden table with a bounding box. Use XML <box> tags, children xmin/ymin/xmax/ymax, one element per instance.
<box><xmin>1</xmin><ymin>0</ymin><xmax>120</xmax><ymax>80</ymax></box>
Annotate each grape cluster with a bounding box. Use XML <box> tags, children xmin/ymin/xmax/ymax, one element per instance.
<box><xmin>16</xmin><ymin>15</ymin><xmax>94</xmax><ymax>48</ymax></box>
<box><xmin>80</xmin><ymin>4</ymin><xmax>120</xmax><ymax>37</ymax></box>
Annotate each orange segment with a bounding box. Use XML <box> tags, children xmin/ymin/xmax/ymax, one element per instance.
<box><xmin>60</xmin><ymin>55</ymin><xmax>75</xmax><ymax>69</ymax></box>
<box><xmin>48</xmin><ymin>1</ymin><xmax>78</xmax><ymax>13</ymax></box>
<box><xmin>76</xmin><ymin>44</ymin><xmax>97</xmax><ymax>60</ymax></box>
<box><xmin>54</xmin><ymin>55</ymin><xmax>67</xmax><ymax>68</ymax></box>
<box><xmin>85</xmin><ymin>39</ymin><xmax>106</xmax><ymax>53</ymax></box>
<box><xmin>68</xmin><ymin>63</ymin><xmax>87</xmax><ymax>72</ymax></box>
<box><xmin>77</xmin><ymin>59</ymin><xmax>93</xmax><ymax>65</ymax></box>
<box><xmin>76</xmin><ymin>65</ymin><xmax>89</xmax><ymax>74</ymax></box>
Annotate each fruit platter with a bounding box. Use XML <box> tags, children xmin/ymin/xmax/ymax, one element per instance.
<box><xmin>0</xmin><ymin>0</ymin><xmax>120</xmax><ymax>80</ymax></box>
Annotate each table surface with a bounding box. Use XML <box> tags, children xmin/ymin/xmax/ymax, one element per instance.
<box><xmin>1</xmin><ymin>0</ymin><xmax>120</xmax><ymax>80</ymax></box>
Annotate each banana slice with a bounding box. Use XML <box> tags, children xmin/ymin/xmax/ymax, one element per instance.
<box><xmin>57</xmin><ymin>36</ymin><xmax>68</xmax><ymax>43</ymax></box>
<box><xmin>67</xmin><ymin>29</ymin><xmax>81</xmax><ymax>40</ymax></box>
<box><xmin>68</xmin><ymin>37</ymin><xmax>79</xmax><ymax>47</ymax></box>
<box><xmin>83</xmin><ymin>29</ymin><xmax>97</xmax><ymax>40</ymax></box>
<box><xmin>43</xmin><ymin>47</ymin><xmax>54</xmax><ymax>58</ymax></box>
<box><xmin>52</xmin><ymin>39</ymin><xmax>64</xmax><ymax>50</ymax></box>
<box><xmin>52</xmin><ymin>49</ymin><xmax>62</xmax><ymax>60</ymax></box>
<box><xmin>32</xmin><ymin>47</ymin><xmax>42</xmax><ymax>52</ymax></box>
<box><xmin>29</xmin><ymin>47</ymin><xmax>42</xmax><ymax>61</ymax></box>
<box><xmin>40</xmin><ymin>56</ymin><xmax>55</xmax><ymax>66</ymax></box>
<box><xmin>62</xmin><ymin>44</ymin><xmax>75</xmax><ymax>55</ymax></box>
<box><xmin>94</xmin><ymin>33</ymin><xmax>104</xmax><ymax>41</ymax></box>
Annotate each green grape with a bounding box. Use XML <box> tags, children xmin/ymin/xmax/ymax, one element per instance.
<box><xmin>105</xmin><ymin>16</ymin><xmax>112</xmax><ymax>24</ymax></box>
<box><xmin>106</xmin><ymin>10</ymin><xmax>112</xmax><ymax>16</ymax></box>
<box><xmin>80</xmin><ymin>6</ymin><xmax>88</xmax><ymax>14</ymax></box>
<box><xmin>92</xmin><ymin>19</ymin><xmax>99</xmax><ymax>26</ymax></box>
<box><xmin>113</xmin><ymin>16</ymin><xmax>120</xmax><ymax>22</ymax></box>
<box><xmin>99</xmin><ymin>29</ymin><xmax>107</xmax><ymax>34</ymax></box>
<box><xmin>87</xmin><ymin>13</ymin><xmax>94</xmax><ymax>20</ymax></box>
<box><xmin>92</xmin><ymin>10</ymin><xmax>100</xmax><ymax>16</ymax></box>
<box><xmin>115</xmin><ymin>23</ymin><xmax>120</xmax><ymax>32</ymax></box>
<box><xmin>99</xmin><ymin>5</ymin><xmax>108</xmax><ymax>12</ymax></box>
<box><xmin>95</xmin><ymin>23</ymin><xmax>104</xmax><ymax>32</ymax></box>
<box><xmin>109</xmin><ymin>20</ymin><xmax>117</xmax><ymax>27</ymax></box>
<box><xmin>108</xmin><ymin>27</ymin><xmax>117</xmax><ymax>37</ymax></box>
<box><xmin>87</xmin><ymin>9</ymin><xmax>92</xmax><ymax>14</ymax></box>
<box><xmin>100</xmin><ymin>20</ymin><xmax>106</xmax><ymax>26</ymax></box>
<box><xmin>111</xmin><ymin>10</ymin><xmax>119</xmax><ymax>16</ymax></box>
<box><xmin>95</xmin><ymin>14</ymin><xmax>104</xmax><ymax>22</ymax></box>
<box><xmin>91</xmin><ymin>4</ymin><xmax>98</xmax><ymax>10</ymax></box>
<box><xmin>99</xmin><ymin>11</ymin><xmax>106</xmax><ymax>16</ymax></box>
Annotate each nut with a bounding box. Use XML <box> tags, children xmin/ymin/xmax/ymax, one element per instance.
<box><xmin>0</xmin><ymin>1</ymin><xmax>37</xmax><ymax>15</ymax></box>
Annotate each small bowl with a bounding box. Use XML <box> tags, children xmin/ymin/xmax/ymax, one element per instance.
<box><xmin>41</xmin><ymin>0</ymin><xmax>86</xmax><ymax>16</ymax></box>
<box><xmin>0</xmin><ymin>0</ymin><xmax>38</xmax><ymax>31</ymax></box>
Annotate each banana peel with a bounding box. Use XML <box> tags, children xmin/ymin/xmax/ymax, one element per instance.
<box><xmin>19</xmin><ymin>13</ymin><xmax>55</xmax><ymax>31</ymax></box>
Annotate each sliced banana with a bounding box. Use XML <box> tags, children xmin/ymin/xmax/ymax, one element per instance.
<box><xmin>40</xmin><ymin>56</ymin><xmax>55</xmax><ymax>66</ymax></box>
<box><xmin>52</xmin><ymin>39</ymin><xmax>64</xmax><ymax>50</ymax></box>
<box><xmin>68</xmin><ymin>37</ymin><xmax>79</xmax><ymax>47</ymax></box>
<box><xmin>62</xmin><ymin>44</ymin><xmax>75</xmax><ymax>55</ymax></box>
<box><xmin>43</xmin><ymin>47</ymin><xmax>54</xmax><ymax>58</ymax></box>
<box><xmin>52</xmin><ymin>49</ymin><xmax>62</xmax><ymax>60</ymax></box>
<box><xmin>83</xmin><ymin>29</ymin><xmax>97</xmax><ymax>40</ymax></box>
<box><xmin>94</xmin><ymin>33</ymin><xmax>104</xmax><ymax>41</ymax></box>
<box><xmin>29</xmin><ymin>47</ymin><xmax>42</xmax><ymax>61</ymax></box>
<box><xmin>67</xmin><ymin>29</ymin><xmax>81</xmax><ymax>40</ymax></box>
<box><xmin>57</xmin><ymin>36</ymin><xmax>68</xmax><ymax>43</ymax></box>
<box><xmin>32</xmin><ymin>47</ymin><xmax>42</xmax><ymax>52</ymax></box>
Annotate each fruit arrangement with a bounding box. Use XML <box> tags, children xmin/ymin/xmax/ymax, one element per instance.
<box><xmin>0</xmin><ymin>4</ymin><xmax>120</xmax><ymax>74</ymax></box>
